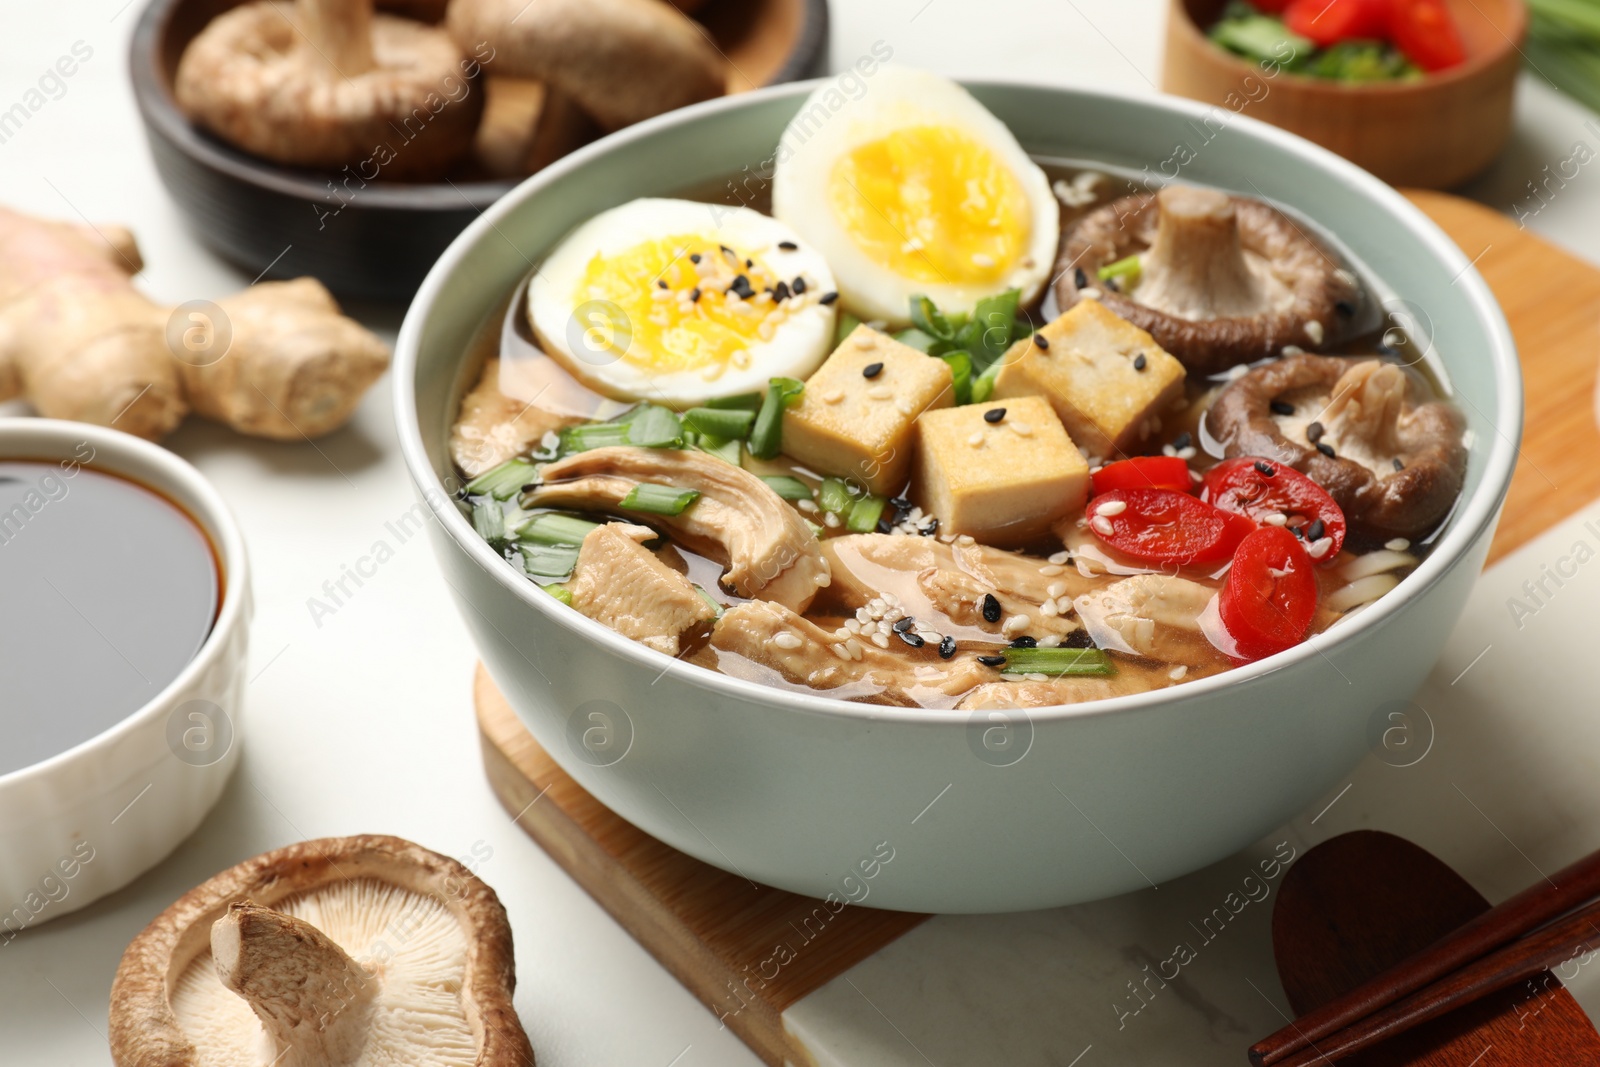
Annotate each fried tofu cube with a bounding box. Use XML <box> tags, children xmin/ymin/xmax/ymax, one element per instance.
<box><xmin>782</xmin><ymin>325</ymin><xmax>953</xmax><ymax>496</ymax></box>
<box><xmin>992</xmin><ymin>300</ymin><xmax>1185</xmax><ymax>461</ymax></box>
<box><xmin>913</xmin><ymin>395</ymin><xmax>1089</xmax><ymax>545</ymax></box>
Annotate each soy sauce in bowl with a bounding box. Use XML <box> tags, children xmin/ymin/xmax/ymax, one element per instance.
<box><xmin>0</xmin><ymin>460</ymin><xmax>220</xmax><ymax>775</ymax></box>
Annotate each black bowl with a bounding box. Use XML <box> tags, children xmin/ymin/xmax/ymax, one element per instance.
<box><xmin>128</xmin><ymin>0</ymin><xmax>828</xmax><ymax>303</ymax></box>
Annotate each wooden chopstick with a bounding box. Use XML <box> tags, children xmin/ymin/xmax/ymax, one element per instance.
<box><xmin>1250</xmin><ymin>848</ymin><xmax>1600</xmax><ymax>1066</ymax></box>
<box><xmin>1275</xmin><ymin>895</ymin><xmax>1600</xmax><ymax>1067</ymax></box>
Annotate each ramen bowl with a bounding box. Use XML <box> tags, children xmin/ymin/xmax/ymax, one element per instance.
<box><xmin>394</xmin><ymin>80</ymin><xmax>1519</xmax><ymax>913</ymax></box>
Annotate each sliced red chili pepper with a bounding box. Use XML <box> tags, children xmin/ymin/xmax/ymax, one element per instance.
<box><xmin>1388</xmin><ymin>0</ymin><xmax>1466</xmax><ymax>71</ymax></box>
<box><xmin>1085</xmin><ymin>489</ymin><xmax>1256</xmax><ymax>567</ymax></box>
<box><xmin>1217</xmin><ymin>526</ymin><xmax>1319</xmax><ymax>662</ymax></box>
<box><xmin>1091</xmin><ymin>456</ymin><xmax>1193</xmax><ymax>496</ymax></box>
<box><xmin>1201</xmin><ymin>456</ymin><xmax>1347</xmax><ymax>562</ymax></box>
<box><xmin>1284</xmin><ymin>0</ymin><xmax>1388</xmax><ymax>46</ymax></box>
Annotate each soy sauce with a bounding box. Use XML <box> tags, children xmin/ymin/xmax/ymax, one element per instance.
<box><xmin>0</xmin><ymin>460</ymin><xmax>220</xmax><ymax>775</ymax></box>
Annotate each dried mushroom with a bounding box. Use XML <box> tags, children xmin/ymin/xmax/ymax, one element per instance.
<box><xmin>1205</xmin><ymin>353</ymin><xmax>1467</xmax><ymax>540</ymax></box>
<box><xmin>175</xmin><ymin>0</ymin><xmax>482</xmax><ymax>180</ymax></box>
<box><xmin>1055</xmin><ymin>185</ymin><xmax>1360</xmax><ymax>374</ymax></box>
<box><xmin>109</xmin><ymin>835</ymin><xmax>533</xmax><ymax>1067</ymax></box>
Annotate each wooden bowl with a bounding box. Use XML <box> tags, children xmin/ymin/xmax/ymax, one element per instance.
<box><xmin>1162</xmin><ymin>0</ymin><xmax>1526</xmax><ymax>189</ymax></box>
<box><xmin>128</xmin><ymin>0</ymin><xmax>829</xmax><ymax>302</ymax></box>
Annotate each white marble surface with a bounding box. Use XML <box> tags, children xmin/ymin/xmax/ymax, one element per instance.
<box><xmin>3</xmin><ymin>2</ymin><xmax>1600</xmax><ymax>1066</ymax></box>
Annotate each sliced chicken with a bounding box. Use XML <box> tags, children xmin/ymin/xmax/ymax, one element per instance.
<box><xmin>451</xmin><ymin>358</ymin><xmax>577</xmax><ymax>477</ymax></box>
<box><xmin>1072</xmin><ymin>574</ymin><xmax>1222</xmax><ymax>666</ymax></box>
<box><xmin>821</xmin><ymin>534</ymin><xmax>1096</xmax><ymax>643</ymax></box>
<box><xmin>958</xmin><ymin>660</ymin><xmax>1223</xmax><ymax>710</ymax></box>
<box><xmin>526</xmin><ymin>446</ymin><xmax>830</xmax><ymax>612</ymax></box>
<box><xmin>567</xmin><ymin>522</ymin><xmax>715</xmax><ymax>656</ymax></box>
<box><xmin>704</xmin><ymin>600</ymin><xmax>993</xmax><ymax>707</ymax></box>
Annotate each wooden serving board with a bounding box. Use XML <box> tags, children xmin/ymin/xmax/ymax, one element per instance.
<box><xmin>476</xmin><ymin>192</ymin><xmax>1600</xmax><ymax>1066</ymax></box>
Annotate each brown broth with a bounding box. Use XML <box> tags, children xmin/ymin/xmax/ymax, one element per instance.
<box><xmin>0</xmin><ymin>461</ymin><xmax>220</xmax><ymax>774</ymax></box>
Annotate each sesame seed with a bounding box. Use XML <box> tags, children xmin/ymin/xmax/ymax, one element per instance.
<box><xmin>773</xmin><ymin>631</ymin><xmax>802</xmax><ymax>649</ymax></box>
<box><xmin>1091</xmin><ymin>515</ymin><xmax>1115</xmax><ymax>536</ymax></box>
<box><xmin>1392</xmin><ymin>458</ymin><xmax>1405</xmax><ymax>472</ymax></box>
<box><xmin>968</xmin><ymin>432</ymin><xmax>985</xmax><ymax>447</ymax></box>
<box><xmin>893</xmin><ymin>617</ymin><xmax>915</xmax><ymax>633</ymax></box>
<box><xmin>1080</xmin><ymin>287</ymin><xmax>1102</xmax><ymax>300</ymax></box>
<box><xmin>1075</xmin><ymin>267</ymin><xmax>1089</xmax><ymax>289</ymax></box>
<box><xmin>1039</xmin><ymin>565</ymin><xmax>1065</xmax><ymax>576</ymax></box>
<box><xmin>1169</xmin><ymin>665</ymin><xmax>1188</xmax><ymax>680</ymax></box>
<box><xmin>862</xmin><ymin>361</ymin><xmax>884</xmax><ymax>378</ymax></box>
<box><xmin>938</xmin><ymin>635</ymin><xmax>956</xmax><ymax>659</ymax></box>
<box><xmin>1009</xmin><ymin>421</ymin><xmax>1033</xmax><ymax>438</ymax></box>
<box><xmin>1254</xmin><ymin>460</ymin><xmax>1275</xmax><ymax>477</ymax></box>
<box><xmin>688</xmin><ymin>287</ymin><xmax>701</xmax><ymax>302</ymax></box>
<box><xmin>1047</xmin><ymin>581</ymin><xmax>1067</xmax><ymax>598</ymax></box>
<box><xmin>984</xmin><ymin>407</ymin><xmax>1006</xmax><ymax>424</ymax></box>
<box><xmin>823</xmin><ymin>389</ymin><xmax>845</xmax><ymax>404</ymax></box>
<box><xmin>867</xmin><ymin>386</ymin><xmax>893</xmax><ymax>400</ymax></box>
<box><xmin>773</xmin><ymin>280</ymin><xmax>791</xmax><ymax>302</ymax></box>
<box><xmin>657</xmin><ymin>279</ymin><xmax>668</xmax><ymax>289</ymax></box>
<box><xmin>978</xmin><ymin>654</ymin><xmax>1006</xmax><ymax>667</ymax></box>
<box><xmin>778</xmin><ymin>240</ymin><xmax>798</xmax><ymax>250</ymax></box>
<box><xmin>982</xmin><ymin>593</ymin><xmax>1002</xmax><ymax>623</ymax></box>
<box><xmin>1048</xmin><ymin>551</ymin><xmax>1070</xmax><ymax>564</ymax></box>
<box><xmin>1270</xmin><ymin>400</ymin><xmax>1295</xmax><ymax>416</ymax></box>
<box><xmin>1097</xmin><ymin>500</ymin><xmax>1128</xmax><ymax>517</ymax></box>
<box><xmin>1316</xmin><ymin>442</ymin><xmax>1337</xmax><ymax>459</ymax></box>
<box><xmin>1305</xmin><ymin>320</ymin><xmax>1325</xmax><ymax>345</ymax></box>
<box><xmin>1033</xmin><ymin>334</ymin><xmax>1049</xmax><ymax>349</ymax></box>
<box><xmin>1307</xmin><ymin>421</ymin><xmax>1325</xmax><ymax>444</ymax></box>
<box><xmin>1264</xmin><ymin>512</ymin><xmax>1288</xmax><ymax>526</ymax></box>
<box><xmin>971</xmin><ymin>252</ymin><xmax>996</xmax><ymax>268</ymax></box>
<box><xmin>793</xmin><ymin>277</ymin><xmax>807</xmax><ymax>294</ymax></box>
<box><xmin>1010</xmin><ymin>636</ymin><xmax>1038</xmax><ymax>649</ymax></box>
<box><xmin>819</xmin><ymin>291</ymin><xmax>839</xmax><ymax>305</ymax></box>
<box><xmin>1307</xmin><ymin>537</ymin><xmax>1334</xmax><ymax>559</ymax></box>
<box><xmin>899</xmin><ymin>631</ymin><xmax>926</xmax><ymax>648</ymax></box>
<box><xmin>1172</xmin><ymin>431</ymin><xmax>1193</xmax><ymax>450</ymax></box>
<box><xmin>831</xmin><ymin>643</ymin><xmax>851</xmax><ymax>660</ymax></box>
<box><xmin>1306</xmin><ymin>518</ymin><xmax>1326</xmax><ymax>542</ymax></box>
<box><xmin>1386</xmin><ymin>538</ymin><xmax>1410</xmax><ymax>551</ymax></box>
<box><xmin>689</xmin><ymin>253</ymin><xmax>701</xmax><ymax>263</ymax></box>
<box><xmin>1133</xmin><ymin>353</ymin><xmax>1147</xmax><ymax>371</ymax></box>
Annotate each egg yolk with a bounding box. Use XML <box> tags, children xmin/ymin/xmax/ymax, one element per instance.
<box><xmin>575</xmin><ymin>235</ymin><xmax>796</xmax><ymax>378</ymax></box>
<box><xmin>828</xmin><ymin>125</ymin><xmax>1030</xmax><ymax>286</ymax></box>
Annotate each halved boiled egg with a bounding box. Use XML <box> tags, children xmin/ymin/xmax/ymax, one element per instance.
<box><xmin>771</xmin><ymin>67</ymin><xmax>1059</xmax><ymax>327</ymax></box>
<box><xmin>527</xmin><ymin>198</ymin><xmax>838</xmax><ymax>407</ymax></box>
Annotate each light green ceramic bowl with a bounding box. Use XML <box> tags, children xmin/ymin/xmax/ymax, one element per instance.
<box><xmin>395</xmin><ymin>79</ymin><xmax>1519</xmax><ymax>913</ymax></box>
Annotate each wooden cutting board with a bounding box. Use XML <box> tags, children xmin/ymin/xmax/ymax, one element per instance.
<box><xmin>476</xmin><ymin>191</ymin><xmax>1600</xmax><ymax>1066</ymax></box>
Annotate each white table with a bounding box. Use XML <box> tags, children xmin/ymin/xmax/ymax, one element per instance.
<box><xmin>4</xmin><ymin>3</ymin><xmax>1599</xmax><ymax>1064</ymax></box>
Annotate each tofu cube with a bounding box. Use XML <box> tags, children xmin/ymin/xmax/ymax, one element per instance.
<box><xmin>914</xmin><ymin>395</ymin><xmax>1089</xmax><ymax>545</ymax></box>
<box><xmin>992</xmin><ymin>300</ymin><xmax>1185</xmax><ymax>461</ymax></box>
<box><xmin>783</xmin><ymin>325</ymin><xmax>953</xmax><ymax>496</ymax></box>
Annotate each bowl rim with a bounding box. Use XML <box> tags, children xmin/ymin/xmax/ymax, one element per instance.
<box><xmin>0</xmin><ymin>419</ymin><xmax>250</xmax><ymax>791</ymax></box>
<box><xmin>394</xmin><ymin>75</ymin><xmax>1522</xmax><ymax>727</ymax></box>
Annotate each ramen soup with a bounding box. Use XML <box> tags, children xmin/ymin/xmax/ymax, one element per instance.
<box><xmin>0</xmin><ymin>458</ymin><xmax>219</xmax><ymax>774</ymax></box>
<box><xmin>447</xmin><ymin>67</ymin><xmax>1468</xmax><ymax>711</ymax></box>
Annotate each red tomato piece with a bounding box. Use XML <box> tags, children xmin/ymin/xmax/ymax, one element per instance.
<box><xmin>1085</xmin><ymin>489</ymin><xmax>1257</xmax><ymax>566</ymax></box>
<box><xmin>1091</xmin><ymin>456</ymin><xmax>1193</xmax><ymax>496</ymax></box>
<box><xmin>1202</xmin><ymin>456</ymin><xmax>1347</xmax><ymax>562</ymax></box>
<box><xmin>1218</xmin><ymin>526</ymin><xmax>1319</xmax><ymax>661</ymax></box>
<box><xmin>1389</xmin><ymin>0</ymin><xmax>1466</xmax><ymax>71</ymax></box>
<box><xmin>1285</xmin><ymin>0</ymin><xmax>1387</xmax><ymax>46</ymax></box>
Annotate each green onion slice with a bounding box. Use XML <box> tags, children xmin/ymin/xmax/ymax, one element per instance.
<box><xmin>835</xmin><ymin>312</ymin><xmax>863</xmax><ymax>346</ymax></box>
<box><xmin>818</xmin><ymin>476</ymin><xmax>855</xmax><ymax>516</ymax></box>
<box><xmin>704</xmin><ymin>391</ymin><xmax>764</xmax><ymax>412</ymax></box>
<box><xmin>519</xmin><ymin>543</ymin><xmax>578</xmax><ymax>579</ymax></box>
<box><xmin>749</xmin><ymin>377</ymin><xmax>805</xmax><ymax>460</ymax></box>
<box><xmin>846</xmin><ymin>494</ymin><xmax>887</xmax><ymax>533</ymax></box>
<box><xmin>939</xmin><ymin>349</ymin><xmax>973</xmax><ymax>406</ymax></box>
<box><xmin>625</xmin><ymin>405</ymin><xmax>686</xmax><ymax>448</ymax></box>
<box><xmin>517</xmin><ymin>512</ymin><xmax>601</xmax><ymax>547</ymax></box>
<box><xmin>1097</xmin><ymin>253</ymin><xmax>1143</xmax><ymax>287</ymax></box>
<box><xmin>693</xmin><ymin>584</ymin><xmax>724</xmax><ymax>620</ymax></box>
<box><xmin>620</xmin><ymin>483</ymin><xmax>701</xmax><ymax>515</ymax></box>
<box><xmin>542</xmin><ymin>583</ymin><xmax>574</xmax><ymax>606</ymax></box>
<box><xmin>761</xmin><ymin>475</ymin><xmax>813</xmax><ymax>501</ymax></box>
<box><xmin>464</xmin><ymin>457</ymin><xmax>536</xmax><ymax>500</ymax></box>
<box><xmin>998</xmin><ymin>647</ymin><xmax>1114</xmax><ymax>676</ymax></box>
<box><xmin>684</xmin><ymin>406</ymin><xmax>757</xmax><ymax>440</ymax></box>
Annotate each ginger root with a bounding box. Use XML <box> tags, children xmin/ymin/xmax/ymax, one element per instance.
<box><xmin>0</xmin><ymin>208</ymin><xmax>389</xmax><ymax>441</ymax></box>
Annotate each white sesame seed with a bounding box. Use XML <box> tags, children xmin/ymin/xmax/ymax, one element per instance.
<box><xmin>1040</xmin><ymin>600</ymin><xmax>1059</xmax><ymax>617</ymax></box>
<box><xmin>871</xmin><ymin>633</ymin><xmax>890</xmax><ymax>649</ymax></box>
<box><xmin>1386</xmin><ymin>538</ymin><xmax>1411</xmax><ymax>551</ymax></box>
<box><xmin>824</xmin><ymin>512</ymin><xmax>841</xmax><ymax>528</ymax></box>
<box><xmin>652</xmin><ymin>288</ymin><xmax>674</xmax><ymax>302</ymax></box>
<box><xmin>1048</xmin><ymin>551</ymin><xmax>1070</xmax><ymax>565</ymax></box>
<box><xmin>968</xmin><ymin>432</ymin><xmax>985</xmax><ymax>447</ymax></box>
<box><xmin>1091</xmin><ymin>515</ymin><xmax>1115</xmax><ymax>536</ymax></box>
<box><xmin>1079</xmin><ymin>287</ymin><xmax>1102</xmax><ymax>300</ymax></box>
<box><xmin>1097</xmin><ymin>500</ymin><xmax>1127</xmax><ymax>517</ymax></box>
<box><xmin>1305</xmin><ymin>321</ymin><xmax>1325</xmax><ymax>345</ymax></box>
<box><xmin>831</xmin><ymin>642</ymin><xmax>851</xmax><ymax>659</ymax></box>
<box><xmin>957</xmin><ymin>535</ymin><xmax>976</xmax><ymax>546</ymax></box>
<box><xmin>1307</xmin><ymin>537</ymin><xmax>1334</xmax><ymax>559</ymax></box>
<box><xmin>867</xmin><ymin>386</ymin><xmax>893</xmax><ymax>400</ymax></box>
<box><xmin>1003</xmin><ymin>614</ymin><xmax>1030</xmax><ymax>634</ymax></box>
<box><xmin>1048</xmin><ymin>582</ymin><xmax>1067</xmax><ymax>598</ymax></box>
<box><xmin>1039</xmin><ymin>565</ymin><xmax>1065</xmax><ymax>576</ymax></box>
<box><xmin>1009</xmin><ymin>421</ymin><xmax>1033</xmax><ymax>438</ymax></box>
<box><xmin>1026</xmin><ymin>673</ymin><xmax>1049</xmax><ymax>682</ymax></box>
<box><xmin>774</xmin><ymin>632</ymin><xmax>803</xmax><ymax>650</ymax></box>
<box><xmin>853</xmin><ymin>333</ymin><xmax>875</xmax><ymax>349</ymax></box>
<box><xmin>1038</xmin><ymin>634</ymin><xmax>1062</xmax><ymax>648</ymax></box>
<box><xmin>971</xmin><ymin>252</ymin><xmax>996</xmax><ymax>268</ymax></box>
<box><xmin>798</xmin><ymin>498</ymin><xmax>818</xmax><ymax>513</ymax></box>
<box><xmin>1264</xmin><ymin>512</ymin><xmax>1288</xmax><ymax>526</ymax></box>
<box><xmin>1169</xmin><ymin>665</ymin><xmax>1188</xmax><ymax>680</ymax></box>
<box><xmin>823</xmin><ymin>389</ymin><xmax>845</xmax><ymax>404</ymax></box>
<box><xmin>731</xmin><ymin>349</ymin><xmax>752</xmax><ymax>369</ymax></box>
<box><xmin>1178</xmin><ymin>447</ymin><xmax>1198</xmax><ymax>460</ymax></box>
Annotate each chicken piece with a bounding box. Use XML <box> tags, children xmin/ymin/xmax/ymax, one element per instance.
<box><xmin>526</xmin><ymin>447</ymin><xmax>830</xmax><ymax>612</ymax></box>
<box><xmin>566</xmin><ymin>523</ymin><xmax>714</xmax><ymax>656</ymax></box>
<box><xmin>821</xmin><ymin>534</ymin><xmax>1096</xmax><ymax>643</ymax></box>
<box><xmin>705</xmin><ymin>600</ymin><xmax>992</xmax><ymax>707</ymax></box>
<box><xmin>1071</xmin><ymin>574</ymin><xmax>1221</xmax><ymax>666</ymax></box>
<box><xmin>451</xmin><ymin>358</ymin><xmax>577</xmax><ymax>478</ymax></box>
<box><xmin>958</xmin><ymin>660</ymin><xmax>1222</xmax><ymax>710</ymax></box>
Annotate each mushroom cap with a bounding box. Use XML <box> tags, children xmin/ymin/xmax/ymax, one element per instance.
<box><xmin>109</xmin><ymin>835</ymin><xmax>533</xmax><ymax>1067</ymax></box>
<box><xmin>1204</xmin><ymin>354</ymin><xmax>1467</xmax><ymax>541</ymax></box>
<box><xmin>1055</xmin><ymin>186</ymin><xmax>1360</xmax><ymax>375</ymax></box>
<box><xmin>175</xmin><ymin>2</ymin><xmax>483</xmax><ymax>179</ymax></box>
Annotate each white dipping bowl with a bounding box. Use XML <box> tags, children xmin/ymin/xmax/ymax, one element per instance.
<box><xmin>0</xmin><ymin>420</ymin><xmax>250</xmax><ymax>929</ymax></box>
<box><xmin>395</xmin><ymin>80</ymin><xmax>1519</xmax><ymax>913</ymax></box>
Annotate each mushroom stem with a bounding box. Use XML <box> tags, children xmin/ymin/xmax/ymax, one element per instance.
<box><xmin>1137</xmin><ymin>186</ymin><xmax>1274</xmax><ymax>320</ymax></box>
<box><xmin>297</xmin><ymin>0</ymin><xmax>375</xmax><ymax>76</ymax></box>
<box><xmin>212</xmin><ymin>901</ymin><xmax>377</xmax><ymax>1067</ymax></box>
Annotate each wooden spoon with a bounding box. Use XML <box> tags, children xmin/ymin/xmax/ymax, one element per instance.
<box><xmin>1269</xmin><ymin>830</ymin><xmax>1600</xmax><ymax>1065</ymax></box>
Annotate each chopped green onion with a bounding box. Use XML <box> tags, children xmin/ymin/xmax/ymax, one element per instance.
<box><xmin>1097</xmin><ymin>253</ymin><xmax>1143</xmax><ymax>288</ymax></box>
<box><xmin>684</xmin><ymin>406</ymin><xmax>756</xmax><ymax>439</ymax></box>
<box><xmin>542</xmin><ymin>583</ymin><xmax>574</xmax><ymax>606</ymax></box>
<box><xmin>749</xmin><ymin>377</ymin><xmax>805</xmax><ymax>460</ymax></box>
<box><xmin>695</xmin><ymin>433</ymin><xmax>742</xmax><ymax>465</ymax></box>
<box><xmin>998</xmin><ymin>647</ymin><xmax>1114</xmax><ymax>676</ymax></box>
<box><xmin>761</xmin><ymin>475</ymin><xmax>813</xmax><ymax>501</ymax></box>
<box><xmin>939</xmin><ymin>350</ymin><xmax>973</xmax><ymax>406</ymax></box>
<box><xmin>519</xmin><ymin>543</ymin><xmax>579</xmax><ymax>579</ymax></box>
<box><xmin>473</xmin><ymin>500</ymin><xmax>509</xmax><ymax>550</ymax></box>
<box><xmin>1208</xmin><ymin>10</ymin><xmax>1313</xmax><ymax>68</ymax></box>
<box><xmin>705</xmin><ymin>391</ymin><xmax>764</xmax><ymax>412</ymax></box>
<box><xmin>464</xmin><ymin>457</ymin><xmax>536</xmax><ymax>500</ymax></box>
<box><xmin>805</xmin><ymin>519</ymin><xmax>824</xmax><ymax>538</ymax></box>
<box><xmin>846</xmin><ymin>494</ymin><xmax>887</xmax><ymax>533</ymax></box>
<box><xmin>625</xmin><ymin>405</ymin><xmax>686</xmax><ymax>448</ymax></box>
<box><xmin>894</xmin><ymin>327</ymin><xmax>941</xmax><ymax>354</ymax></box>
<box><xmin>621</xmin><ymin>483</ymin><xmax>701</xmax><ymax>515</ymax></box>
<box><xmin>835</xmin><ymin>312</ymin><xmax>863</xmax><ymax>345</ymax></box>
<box><xmin>517</xmin><ymin>512</ymin><xmax>601</xmax><ymax>546</ymax></box>
<box><xmin>559</xmin><ymin>421</ymin><xmax>632</xmax><ymax>454</ymax></box>
<box><xmin>818</xmin><ymin>476</ymin><xmax>855</xmax><ymax>516</ymax></box>
<box><xmin>693</xmin><ymin>584</ymin><xmax>724</xmax><ymax>620</ymax></box>
<box><xmin>910</xmin><ymin>295</ymin><xmax>957</xmax><ymax>343</ymax></box>
<box><xmin>972</xmin><ymin>357</ymin><xmax>1005</xmax><ymax>404</ymax></box>
<box><xmin>963</xmin><ymin>289</ymin><xmax>1021</xmax><ymax>368</ymax></box>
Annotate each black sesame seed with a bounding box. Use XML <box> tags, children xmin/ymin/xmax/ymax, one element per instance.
<box><xmin>938</xmin><ymin>635</ymin><xmax>957</xmax><ymax>659</ymax></box>
<box><xmin>773</xmin><ymin>280</ymin><xmax>791</xmax><ymax>302</ymax></box>
<box><xmin>689</xmin><ymin>253</ymin><xmax>702</xmax><ymax>264</ymax></box>
<box><xmin>1254</xmin><ymin>460</ymin><xmax>1276</xmax><ymax>477</ymax></box>
<box><xmin>876</xmin><ymin>517</ymin><xmax>895</xmax><ymax>534</ymax></box>
<box><xmin>1172</xmin><ymin>431</ymin><xmax>1193</xmax><ymax>450</ymax></box>
<box><xmin>1393</xmin><ymin>458</ymin><xmax>1405</xmax><ymax>472</ymax></box>
<box><xmin>793</xmin><ymin>277</ymin><xmax>807</xmax><ymax>295</ymax></box>
<box><xmin>1306</xmin><ymin>519</ymin><xmax>1326</xmax><ymax>542</ymax></box>
<box><xmin>984</xmin><ymin>407</ymin><xmax>1006</xmax><ymax>424</ymax></box>
<box><xmin>689</xmin><ymin>287</ymin><xmax>701</xmax><ymax>302</ymax></box>
<box><xmin>982</xmin><ymin>593</ymin><xmax>1002</xmax><ymax>623</ymax></box>
<box><xmin>778</xmin><ymin>240</ymin><xmax>798</xmax><ymax>250</ymax></box>
<box><xmin>1033</xmin><ymin>334</ymin><xmax>1049</xmax><ymax>349</ymax></box>
<box><xmin>1291</xmin><ymin>523</ymin><xmax>1306</xmax><ymax>539</ymax></box>
<box><xmin>863</xmin><ymin>362</ymin><xmax>884</xmax><ymax>379</ymax></box>
<box><xmin>899</xmin><ymin>631</ymin><xmax>926</xmax><ymax>648</ymax></box>
<box><xmin>1075</xmin><ymin>267</ymin><xmax>1089</xmax><ymax>289</ymax></box>
<box><xmin>1133</xmin><ymin>353</ymin><xmax>1148</xmax><ymax>371</ymax></box>
<box><xmin>1306</xmin><ymin>421</ymin><xmax>1325</xmax><ymax>444</ymax></box>
<box><xmin>819</xmin><ymin>291</ymin><xmax>839</xmax><ymax>305</ymax></box>
<box><xmin>729</xmin><ymin>274</ymin><xmax>755</xmax><ymax>299</ymax></box>
<box><xmin>893</xmin><ymin>617</ymin><xmax>915</xmax><ymax>633</ymax></box>
<box><xmin>1270</xmin><ymin>399</ymin><xmax>1295</xmax><ymax>416</ymax></box>
<box><xmin>1010</xmin><ymin>636</ymin><xmax>1038</xmax><ymax>649</ymax></box>
<box><xmin>889</xmin><ymin>495</ymin><xmax>911</xmax><ymax>511</ymax></box>
<box><xmin>657</xmin><ymin>279</ymin><xmax>668</xmax><ymax>289</ymax></box>
<box><xmin>1064</xmin><ymin>629</ymin><xmax>1095</xmax><ymax>649</ymax></box>
<box><xmin>719</xmin><ymin>244</ymin><xmax>734</xmax><ymax>256</ymax></box>
<box><xmin>978</xmin><ymin>654</ymin><xmax>1007</xmax><ymax>667</ymax></box>
<box><xmin>1335</xmin><ymin>300</ymin><xmax>1355</xmax><ymax>318</ymax></box>
<box><xmin>921</xmin><ymin>518</ymin><xmax>940</xmax><ymax>537</ymax></box>
<box><xmin>745</xmin><ymin>258</ymin><xmax>754</xmax><ymax>269</ymax></box>
<box><xmin>1316</xmin><ymin>442</ymin><xmax>1338</xmax><ymax>459</ymax></box>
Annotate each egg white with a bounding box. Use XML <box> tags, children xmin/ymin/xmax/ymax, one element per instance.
<box><xmin>771</xmin><ymin>66</ymin><xmax>1059</xmax><ymax>327</ymax></box>
<box><xmin>528</xmin><ymin>198</ymin><xmax>837</xmax><ymax>407</ymax></box>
